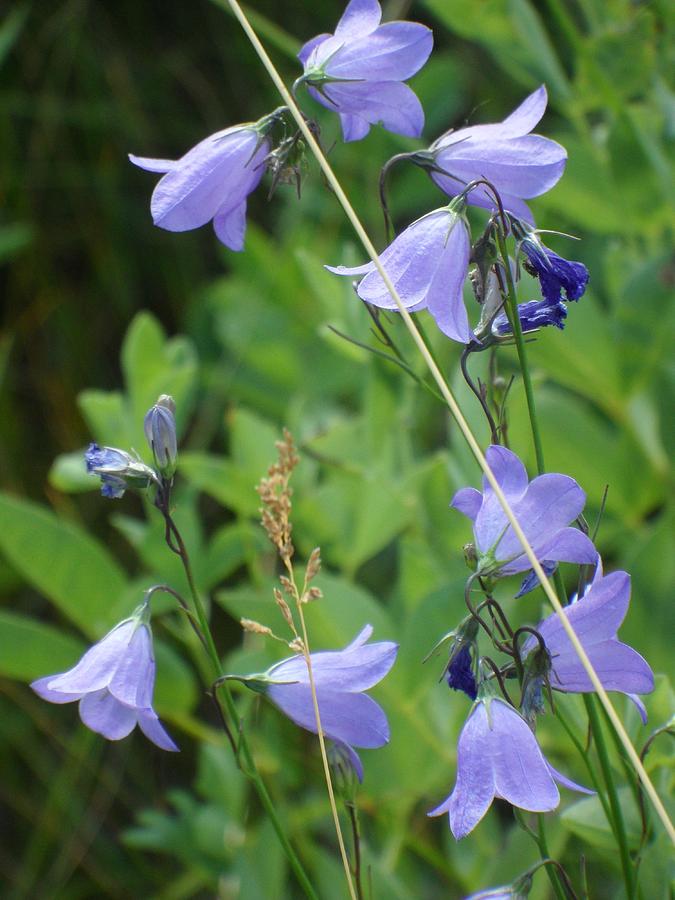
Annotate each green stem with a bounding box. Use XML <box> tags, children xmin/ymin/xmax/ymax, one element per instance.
<box><xmin>537</xmin><ymin>815</ymin><xmax>568</xmax><ymax>900</ymax></box>
<box><xmin>166</xmin><ymin>514</ymin><xmax>319</xmax><ymax>900</ymax></box>
<box><xmin>495</xmin><ymin>229</ymin><xmax>546</xmax><ymax>474</ymax></box>
<box><xmin>584</xmin><ymin>695</ymin><xmax>635</xmax><ymax>898</ymax></box>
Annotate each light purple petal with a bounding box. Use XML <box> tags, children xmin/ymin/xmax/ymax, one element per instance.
<box><xmin>342</xmin><ymin>624</ymin><xmax>374</xmax><ymax>652</ymax></box>
<box><xmin>320</xmin><ymin>80</ymin><xmax>424</xmax><ymax>140</ymax></box>
<box><xmin>149</xmin><ymin>127</ymin><xmax>267</xmax><ymax>232</ymax></box>
<box><xmin>339</xmin><ymin>113</ymin><xmax>372</xmax><ymax>142</ymax></box>
<box><xmin>79</xmin><ymin>689</ymin><xmax>137</xmax><ymax>741</ymax></box>
<box><xmin>627</xmin><ymin>694</ymin><xmax>648</xmax><ymax>724</ymax></box>
<box><xmin>138</xmin><ymin>709</ymin><xmax>180</xmax><ymax>751</ymax></box>
<box><xmin>451</xmin><ymin>487</ymin><xmax>482</xmax><ymax>521</ymax></box>
<box><xmin>547</xmin><ymin>762</ymin><xmax>594</xmax><ymax>795</ymax></box>
<box><xmin>533</xmin><ymin>527</ymin><xmax>598</xmax><ymax>566</ymax></box>
<box><xmin>41</xmin><ymin>619</ymin><xmax>136</xmax><ymax>696</ymax></box>
<box><xmin>538</xmin><ymin>571</ymin><xmax>630</xmax><ymax>646</ymax></box>
<box><xmin>335</xmin><ymin>740</ymin><xmax>364</xmax><ymax>782</ymax></box>
<box><xmin>128</xmin><ymin>154</ymin><xmax>175</xmax><ymax>174</ymax></box>
<box><xmin>269</xmin><ymin>639</ymin><xmax>397</xmax><ymax>692</ymax></box>
<box><xmin>31</xmin><ymin>676</ymin><xmax>83</xmax><ymax>704</ymax></box>
<box><xmin>326</xmin><ymin>22</ymin><xmax>433</xmax><ymax>81</ymax></box>
<box><xmin>500</xmin><ymin>85</ymin><xmax>548</xmax><ymax>137</ymax></box>
<box><xmin>444</xmin><ymin>702</ymin><xmax>496</xmax><ymax>837</ymax></box>
<box><xmin>550</xmin><ymin>641</ymin><xmax>654</xmax><ymax>695</ymax></box>
<box><xmin>430</xmin><ymin>173</ymin><xmax>536</xmax><ymax>222</ymax></box>
<box><xmin>213</xmin><ymin>199</ymin><xmax>248</xmax><ymax>252</ymax></box>
<box><xmin>334</xmin><ymin>0</ymin><xmax>381</xmax><ymax>40</ymax></box>
<box><xmin>108</xmin><ymin>624</ymin><xmax>154</xmax><ymax>708</ymax></box>
<box><xmin>298</xmin><ymin>33</ymin><xmax>331</xmax><ymax>66</ymax></box>
<box><xmin>424</xmin><ymin>217</ymin><xmax>472</xmax><ymax>343</ymax></box>
<box><xmin>489</xmin><ymin>700</ymin><xmax>559</xmax><ymax>812</ymax></box>
<box><xmin>483</xmin><ymin>445</ymin><xmax>529</xmax><ymax>500</ymax></box>
<box><xmin>267</xmin><ymin>684</ymin><xmax>390</xmax><ymax>747</ymax></box>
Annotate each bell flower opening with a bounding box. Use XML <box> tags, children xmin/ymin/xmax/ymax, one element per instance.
<box><xmin>31</xmin><ymin>603</ymin><xmax>178</xmax><ymax>752</ymax></box>
<box><xmin>298</xmin><ymin>0</ymin><xmax>432</xmax><ymax>142</ymax></box>
<box><xmin>326</xmin><ymin>205</ymin><xmax>473</xmax><ymax>344</ymax></box>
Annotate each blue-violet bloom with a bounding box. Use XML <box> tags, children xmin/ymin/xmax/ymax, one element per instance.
<box><xmin>31</xmin><ymin>603</ymin><xmax>177</xmax><ymax>751</ymax></box>
<box><xmin>298</xmin><ymin>0</ymin><xmax>432</xmax><ymax>142</ymax></box>
<box><xmin>519</xmin><ymin>232</ymin><xmax>589</xmax><ymax>305</ymax></box>
<box><xmin>452</xmin><ymin>445</ymin><xmax>597</xmax><ymax>577</ymax></box>
<box><xmin>144</xmin><ymin>394</ymin><xmax>178</xmax><ymax>478</ymax></box>
<box><xmin>427</xmin><ymin>85</ymin><xmax>566</xmax><ymax>222</ymax></box>
<box><xmin>523</xmin><ymin>569</ymin><xmax>654</xmax><ymax>720</ymax></box>
<box><xmin>326</xmin><ymin>205</ymin><xmax>472</xmax><ymax>344</ymax></box>
<box><xmin>85</xmin><ymin>443</ymin><xmax>158</xmax><ymax>499</ymax></box>
<box><xmin>492</xmin><ymin>298</ymin><xmax>568</xmax><ymax>338</ymax></box>
<box><xmin>256</xmin><ymin>625</ymin><xmax>397</xmax><ymax>777</ymax></box>
<box><xmin>428</xmin><ymin>694</ymin><xmax>590</xmax><ymax>838</ymax></box>
<box><xmin>129</xmin><ymin>123</ymin><xmax>271</xmax><ymax>251</ymax></box>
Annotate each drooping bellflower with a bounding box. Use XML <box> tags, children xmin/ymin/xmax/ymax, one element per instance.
<box><xmin>31</xmin><ymin>602</ymin><xmax>178</xmax><ymax>751</ymax></box>
<box><xmin>327</xmin><ymin>205</ymin><xmax>473</xmax><ymax>344</ymax></box>
<box><xmin>246</xmin><ymin>625</ymin><xmax>397</xmax><ymax>776</ymax></box>
<box><xmin>491</xmin><ymin>298</ymin><xmax>568</xmax><ymax>338</ymax></box>
<box><xmin>428</xmin><ymin>693</ymin><xmax>590</xmax><ymax>839</ymax></box>
<box><xmin>518</xmin><ymin>231</ymin><xmax>589</xmax><ymax>305</ymax></box>
<box><xmin>523</xmin><ymin>569</ymin><xmax>654</xmax><ymax>714</ymax></box>
<box><xmin>298</xmin><ymin>0</ymin><xmax>432</xmax><ymax>142</ymax></box>
<box><xmin>451</xmin><ymin>445</ymin><xmax>597</xmax><ymax>577</ymax></box>
<box><xmin>130</xmin><ymin>122</ymin><xmax>271</xmax><ymax>250</ymax></box>
<box><xmin>85</xmin><ymin>443</ymin><xmax>158</xmax><ymax>499</ymax></box>
<box><xmin>424</xmin><ymin>85</ymin><xmax>567</xmax><ymax>221</ymax></box>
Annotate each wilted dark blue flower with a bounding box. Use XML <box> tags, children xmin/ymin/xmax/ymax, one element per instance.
<box><xmin>85</xmin><ymin>443</ymin><xmax>158</xmax><ymax>499</ymax></box>
<box><xmin>144</xmin><ymin>395</ymin><xmax>177</xmax><ymax>478</ymax></box>
<box><xmin>446</xmin><ymin>645</ymin><xmax>477</xmax><ymax>700</ymax></box>
<box><xmin>31</xmin><ymin>602</ymin><xmax>178</xmax><ymax>751</ymax></box>
<box><xmin>129</xmin><ymin>123</ymin><xmax>271</xmax><ymax>250</ymax></box>
<box><xmin>451</xmin><ymin>445</ymin><xmax>597</xmax><ymax>577</ymax></box>
<box><xmin>326</xmin><ymin>205</ymin><xmax>473</xmax><ymax>343</ymax></box>
<box><xmin>428</xmin><ymin>694</ymin><xmax>590</xmax><ymax>838</ymax></box>
<box><xmin>298</xmin><ymin>0</ymin><xmax>432</xmax><ymax>142</ymax></box>
<box><xmin>519</xmin><ymin>234</ymin><xmax>589</xmax><ymax>305</ymax></box>
<box><xmin>248</xmin><ymin>625</ymin><xmax>397</xmax><ymax>775</ymax></box>
<box><xmin>426</xmin><ymin>86</ymin><xmax>566</xmax><ymax>222</ymax></box>
<box><xmin>523</xmin><ymin>569</ymin><xmax>654</xmax><ymax>720</ymax></box>
<box><xmin>492</xmin><ymin>298</ymin><xmax>567</xmax><ymax>338</ymax></box>
<box><xmin>515</xmin><ymin>560</ymin><xmax>558</xmax><ymax>598</ymax></box>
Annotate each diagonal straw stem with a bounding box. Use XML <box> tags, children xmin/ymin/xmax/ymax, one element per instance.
<box><xmin>222</xmin><ymin>0</ymin><xmax>674</xmax><ymax>846</ymax></box>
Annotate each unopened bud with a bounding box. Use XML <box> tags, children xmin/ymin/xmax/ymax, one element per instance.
<box><xmin>144</xmin><ymin>395</ymin><xmax>177</xmax><ymax>478</ymax></box>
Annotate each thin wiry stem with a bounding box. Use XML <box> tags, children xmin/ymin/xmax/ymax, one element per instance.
<box><xmin>222</xmin><ymin>0</ymin><xmax>675</xmax><ymax>845</ymax></box>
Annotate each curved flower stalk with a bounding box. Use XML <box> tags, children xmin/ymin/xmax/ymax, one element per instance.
<box><xmin>523</xmin><ymin>569</ymin><xmax>654</xmax><ymax>718</ymax></box>
<box><xmin>298</xmin><ymin>0</ymin><xmax>432</xmax><ymax>142</ymax></box>
<box><xmin>428</xmin><ymin>694</ymin><xmax>590</xmax><ymax>839</ymax></box>
<box><xmin>31</xmin><ymin>602</ymin><xmax>177</xmax><ymax>751</ymax></box>
<box><xmin>327</xmin><ymin>205</ymin><xmax>472</xmax><ymax>344</ymax></box>
<box><xmin>452</xmin><ymin>445</ymin><xmax>597</xmax><ymax>577</ymax></box>
<box><xmin>425</xmin><ymin>85</ymin><xmax>566</xmax><ymax>221</ymax></box>
<box><xmin>129</xmin><ymin>122</ymin><xmax>271</xmax><ymax>250</ymax></box>
<box><xmin>244</xmin><ymin>625</ymin><xmax>397</xmax><ymax>777</ymax></box>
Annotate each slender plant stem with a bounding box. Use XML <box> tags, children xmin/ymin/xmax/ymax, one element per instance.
<box><xmin>164</xmin><ymin>513</ymin><xmax>318</xmax><ymax>900</ymax></box>
<box><xmin>222</xmin><ymin>0</ymin><xmax>675</xmax><ymax>845</ymax></box>
<box><xmin>346</xmin><ymin>803</ymin><xmax>363</xmax><ymax>900</ymax></box>
<box><xmin>537</xmin><ymin>815</ymin><xmax>568</xmax><ymax>900</ymax></box>
<box><xmin>584</xmin><ymin>695</ymin><xmax>635</xmax><ymax>898</ymax></box>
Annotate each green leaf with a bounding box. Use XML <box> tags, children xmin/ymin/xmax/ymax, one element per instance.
<box><xmin>561</xmin><ymin>786</ymin><xmax>642</xmax><ymax>850</ymax></box>
<box><xmin>0</xmin><ymin>611</ymin><xmax>85</xmax><ymax>680</ymax></box>
<box><xmin>0</xmin><ymin>492</ymin><xmax>127</xmax><ymax>637</ymax></box>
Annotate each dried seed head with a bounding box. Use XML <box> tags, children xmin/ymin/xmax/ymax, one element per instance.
<box><xmin>304</xmin><ymin>586</ymin><xmax>323</xmax><ymax>603</ymax></box>
<box><xmin>288</xmin><ymin>637</ymin><xmax>305</xmax><ymax>654</ymax></box>
<box><xmin>306</xmin><ymin>547</ymin><xmax>321</xmax><ymax>581</ymax></box>
<box><xmin>273</xmin><ymin>588</ymin><xmax>295</xmax><ymax>629</ymax></box>
<box><xmin>241</xmin><ymin>618</ymin><xmax>273</xmax><ymax>637</ymax></box>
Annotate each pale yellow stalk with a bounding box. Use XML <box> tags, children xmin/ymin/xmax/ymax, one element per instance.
<box><xmin>224</xmin><ymin>0</ymin><xmax>674</xmax><ymax>846</ymax></box>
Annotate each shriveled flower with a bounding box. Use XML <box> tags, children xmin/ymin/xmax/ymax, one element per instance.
<box><xmin>451</xmin><ymin>445</ymin><xmax>596</xmax><ymax>577</ymax></box>
<box><xmin>519</xmin><ymin>232</ymin><xmax>589</xmax><ymax>306</ymax></box>
<box><xmin>523</xmin><ymin>570</ymin><xmax>654</xmax><ymax>714</ymax></box>
<box><xmin>31</xmin><ymin>603</ymin><xmax>177</xmax><ymax>751</ymax></box>
<box><xmin>428</xmin><ymin>695</ymin><xmax>589</xmax><ymax>839</ymax></box>
<box><xmin>326</xmin><ymin>205</ymin><xmax>472</xmax><ymax>343</ymax></box>
<box><xmin>248</xmin><ymin>625</ymin><xmax>397</xmax><ymax>774</ymax></box>
<box><xmin>85</xmin><ymin>443</ymin><xmax>158</xmax><ymax>499</ymax></box>
<box><xmin>129</xmin><ymin>122</ymin><xmax>271</xmax><ymax>250</ymax></box>
<box><xmin>298</xmin><ymin>0</ymin><xmax>432</xmax><ymax>142</ymax></box>
<box><xmin>144</xmin><ymin>394</ymin><xmax>177</xmax><ymax>478</ymax></box>
<box><xmin>425</xmin><ymin>85</ymin><xmax>566</xmax><ymax>222</ymax></box>
<box><xmin>491</xmin><ymin>298</ymin><xmax>567</xmax><ymax>338</ymax></box>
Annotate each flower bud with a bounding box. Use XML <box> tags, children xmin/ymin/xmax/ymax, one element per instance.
<box><xmin>144</xmin><ymin>395</ymin><xmax>177</xmax><ymax>478</ymax></box>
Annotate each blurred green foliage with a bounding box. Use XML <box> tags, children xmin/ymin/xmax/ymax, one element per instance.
<box><xmin>1</xmin><ymin>0</ymin><xmax>673</xmax><ymax>897</ymax></box>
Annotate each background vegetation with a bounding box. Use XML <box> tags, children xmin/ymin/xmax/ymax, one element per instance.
<box><xmin>1</xmin><ymin>0</ymin><xmax>672</xmax><ymax>897</ymax></box>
